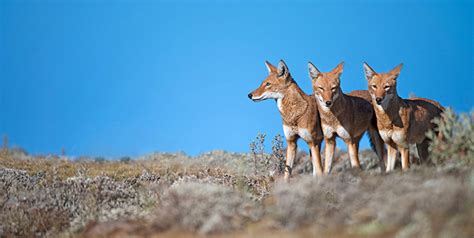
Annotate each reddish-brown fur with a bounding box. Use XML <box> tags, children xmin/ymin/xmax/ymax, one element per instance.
<box><xmin>363</xmin><ymin>62</ymin><xmax>444</xmax><ymax>171</ymax></box>
<box><xmin>249</xmin><ymin>60</ymin><xmax>324</xmax><ymax>179</ymax></box>
<box><xmin>309</xmin><ymin>62</ymin><xmax>386</xmax><ymax>173</ymax></box>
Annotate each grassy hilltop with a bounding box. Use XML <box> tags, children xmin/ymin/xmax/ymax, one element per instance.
<box><xmin>0</xmin><ymin>110</ymin><xmax>473</xmax><ymax>237</ymax></box>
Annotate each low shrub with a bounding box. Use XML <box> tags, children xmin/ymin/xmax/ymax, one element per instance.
<box><xmin>427</xmin><ymin>109</ymin><xmax>474</xmax><ymax>164</ymax></box>
<box><xmin>151</xmin><ymin>182</ymin><xmax>262</xmax><ymax>234</ymax></box>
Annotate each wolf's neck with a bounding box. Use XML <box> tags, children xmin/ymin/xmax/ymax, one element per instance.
<box><xmin>330</xmin><ymin>91</ymin><xmax>349</xmax><ymax>114</ymax></box>
<box><xmin>277</xmin><ymin>82</ymin><xmax>309</xmax><ymax>124</ymax></box>
<box><xmin>376</xmin><ymin>94</ymin><xmax>404</xmax><ymax>118</ymax></box>
<box><xmin>281</xmin><ymin>82</ymin><xmax>307</xmax><ymax>105</ymax></box>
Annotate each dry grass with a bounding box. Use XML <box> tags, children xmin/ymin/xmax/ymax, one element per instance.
<box><xmin>1</xmin><ymin>111</ymin><xmax>473</xmax><ymax>237</ymax></box>
<box><xmin>2</xmin><ymin>148</ymin><xmax>473</xmax><ymax>237</ymax></box>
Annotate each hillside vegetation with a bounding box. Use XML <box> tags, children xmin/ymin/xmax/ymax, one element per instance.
<box><xmin>0</xmin><ymin>110</ymin><xmax>473</xmax><ymax>237</ymax></box>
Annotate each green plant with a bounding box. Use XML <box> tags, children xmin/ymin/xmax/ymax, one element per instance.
<box><xmin>249</xmin><ymin>133</ymin><xmax>286</xmax><ymax>177</ymax></box>
<box><xmin>249</xmin><ymin>133</ymin><xmax>266</xmax><ymax>175</ymax></box>
<box><xmin>427</xmin><ymin>108</ymin><xmax>474</xmax><ymax>164</ymax></box>
<box><xmin>271</xmin><ymin>134</ymin><xmax>285</xmax><ymax>175</ymax></box>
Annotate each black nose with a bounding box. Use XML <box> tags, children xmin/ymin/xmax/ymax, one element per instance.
<box><xmin>248</xmin><ymin>93</ymin><xmax>253</xmax><ymax>99</ymax></box>
<box><xmin>376</xmin><ymin>97</ymin><xmax>383</xmax><ymax>104</ymax></box>
<box><xmin>325</xmin><ymin>101</ymin><xmax>332</xmax><ymax>106</ymax></box>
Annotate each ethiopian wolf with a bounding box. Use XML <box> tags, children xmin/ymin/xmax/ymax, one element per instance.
<box><xmin>308</xmin><ymin>61</ymin><xmax>386</xmax><ymax>174</ymax></box>
<box><xmin>248</xmin><ymin>60</ymin><xmax>324</xmax><ymax>179</ymax></box>
<box><xmin>363</xmin><ymin>62</ymin><xmax>444</xmax><ymax>171</ymax></box>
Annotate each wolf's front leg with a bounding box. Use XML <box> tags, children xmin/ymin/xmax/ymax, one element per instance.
<box><xmin>386</xmin><ymin>144</ymin><xmax>398</xmax><ymax>172</ymax></box>
<box><xmin>309</xmin><ymin>142</ymin><xmax>323</xmax><ymax>176</ymax></box>
<box><xmin>400</xmin><ymin>147</ymin><xmax>410</xmax><ymax>171</ymax></box>
<box><xmin>284</xmin><ymin>140</ymin><xmax>297</xmax><ymax>180</ymax></box>
<box><xmin>347</xmin><ymin>141</ymin><xmax>361</xmax><ymax>168</ymax></box>
<box><xmin>324</xmin><ymin>137</ymin><xmax>336</xmax><ymax>175</ymax></box>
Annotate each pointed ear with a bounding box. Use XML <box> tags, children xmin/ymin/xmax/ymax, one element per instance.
<box><xmin>363</xmin><ymin>62</ymin><xmax>376</xmax><ymax>81</ymax></box>
<box><xmin>277</xmin><ymin>60</ymin><xmax>289</xmax><ymax>78</ymax></box>
<box><xmin>333</xmin><ymin>61</ymin><xmax>344</xmax><ymax>77</ymax></box>
<box><xmin>389</xmin><ymin>63</ymin><xmax>403</xmax><ymax>79</ymax></box>
<box><xmin>308</xmin><ymin>62</ymin><xmax>321</xmax><ymax>79</ymax></box>
<box><xmin>264</xmin><ymin>60</ymin><xmax>277</xmax><ymax>74</ymax></box>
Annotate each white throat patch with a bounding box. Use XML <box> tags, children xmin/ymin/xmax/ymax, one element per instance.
<box><xmin>277</xmin><ymin>97</ymin><xmax>283</xmax><ymax>112</ymax></box>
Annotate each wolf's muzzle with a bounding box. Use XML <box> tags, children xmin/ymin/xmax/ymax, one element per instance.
<box><xmin>376</xmin><ymin>97</ymin><xmax>383</xmax><ymax>105</ymax></box>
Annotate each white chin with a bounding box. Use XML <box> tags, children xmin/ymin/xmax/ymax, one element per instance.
<box><xmin>254</xmin><ymin>92</ymin><xmax>283</xmax><ymax>101</ymax></box>
<box><xmin>252</xmin><ymin>97</ymin><xmax>266</xmax><ymax>102</ymax></box>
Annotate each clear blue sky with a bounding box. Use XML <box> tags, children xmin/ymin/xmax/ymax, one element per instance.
<box><xmin>1</xmin><ymin>0</ymin><xmax>472</xmax><ymax>157</ymax></box>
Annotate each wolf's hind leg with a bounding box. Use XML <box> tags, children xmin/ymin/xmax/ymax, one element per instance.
<box><xmin>368</xmin><ymin>126</ymin><xmax>386</xmax><ymax>172</ymax></box>
<box><xmin>416</xmin><ymin>139</ymin><xmax>430</xmax><ymax>164</ymax></box>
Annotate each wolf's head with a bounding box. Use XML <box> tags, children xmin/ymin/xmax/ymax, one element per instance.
<box><xmin>363</xmin><ymin>62</ymin><xmax>403</xmax><ymax>107</ymax></box>
<box><xmin>308</xmin><ymin>61</ymin><xmax>344</xmax><ymax>109</ymax></box>
<box><xmin>248</xmin><ymin>60</ymin><xmax>293</xmax><ymax>102</ymax></box>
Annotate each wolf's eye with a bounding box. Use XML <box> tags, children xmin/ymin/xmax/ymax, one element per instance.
<box><xmin>318</xmin><ymin>87</ymin><xmax>324</xmax><ymax>91</ymax></box>
<box><xmin>331</xmin><ymin>87</ymin><xmax>337</xmax><ymax>92</ymax></box>
<box><xmin>384</xmin><ymin>85</ymin><xmax>390</xmax><ymax>90</ymax></box>
<box><xmin>265</xmin><ymin>82</ymin><xmax>271</xmax><ymax>87</ymax></box>
<box><xmin>372</xmin><ymin>85</ymin><xmax>377</xmax><ymax>89</ymax></box>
